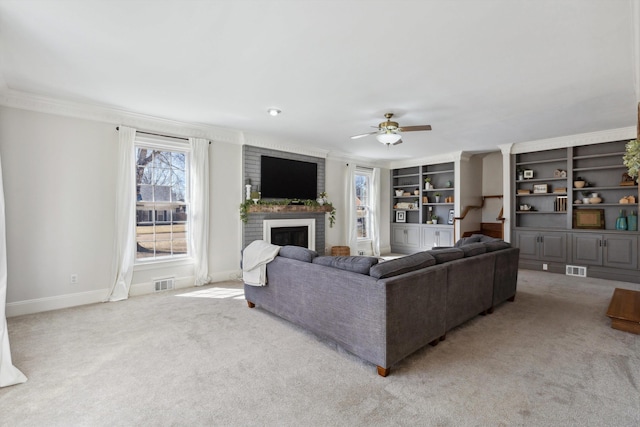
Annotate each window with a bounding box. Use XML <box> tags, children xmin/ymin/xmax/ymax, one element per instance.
<box><xmin>135</xmin><ymin>144</ymin><xmax>189</xmax><ymax>261</ymax></box>
<box><xmin>355</xmin><ymin>168</ymin><xmax>372</xmax><ymax>239</ymax></box>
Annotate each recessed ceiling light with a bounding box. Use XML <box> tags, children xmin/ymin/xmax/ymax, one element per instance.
<box><xmin>267</xmin><ymin>108</ymin><xmax>282</xmax><ymax>116</ymax></box>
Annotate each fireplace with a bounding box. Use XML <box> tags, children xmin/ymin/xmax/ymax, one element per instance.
<box><xmin>270</xmin><ymin>226</ymin><xmax>308</xmax><ymax>247</ymax></box>
<box><xmin>263</xmin><ymin>218</ymin><xmax>316</xmax><ymax>250</ymax></box>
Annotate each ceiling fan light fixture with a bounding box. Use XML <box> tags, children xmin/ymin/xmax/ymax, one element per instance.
<box><xmin>267</xmin><ymin>108</ymin><xmax>282</xmax><ymax>116</ymax></box>
<box><xmin>376</xmin><ymin>132</ymin><xmax>402</xmax><ymax>145</ymax></box>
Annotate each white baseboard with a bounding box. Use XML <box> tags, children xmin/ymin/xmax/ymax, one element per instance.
<box><xmin>6</xmin><ymin>270</ymin><xmax>253</xmax><ymax>317</ymax></box>
<box><xmin>209</xmin><ymin>269</ymin><xmax>243</xmax><ymax>283</ymax></box>
<box><xmin>128</xmin><ymin>275</ymin><xmax>194</xmax><ymax>296</ymax></box>
<box><xmin>6</xmin><ymin>289</ymin><xmax>108</xmax><ymax>318</ymax></box>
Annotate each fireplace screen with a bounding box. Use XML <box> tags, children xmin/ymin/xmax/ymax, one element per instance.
<box><xmin>270</xmin><ymin>226</ymin><xmax>309</xmax><ymax>248</ymax></box>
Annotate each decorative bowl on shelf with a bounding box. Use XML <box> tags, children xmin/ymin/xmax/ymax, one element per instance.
<box><xmin>589</xmin><ymin>197</ymin><xmax>602</xmax><ymax>204</ymax></box>
<box><xmin>574</xmin><ymin>180</ymin><xmax>586</xmax><ymax>188</ymax></box>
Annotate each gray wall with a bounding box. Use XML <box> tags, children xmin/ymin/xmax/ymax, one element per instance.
<box><xmin>242</xmin><ymin>145</ymin><xmax>327</xmax><ymax>254</ymax></box>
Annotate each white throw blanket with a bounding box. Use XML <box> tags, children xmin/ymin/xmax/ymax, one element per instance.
<box><xmin>242</xmin><ymin>240</ymin><xmax>281</xmax><ymax>286</ymax></box>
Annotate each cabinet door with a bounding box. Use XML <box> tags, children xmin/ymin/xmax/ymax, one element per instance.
<box><xmin>604</xmin><ymin>234</ymin><xmax>637</xmax><ymax>269</ymax></box>
<box><xmin>421</xmin><ymin>228</ymin><xmax>437</xmax><ymax>249</ymax></box>
<box><xmin>406</xmin><ymin>226</ymin><xmax>420</xmax><ymax>247</ymax></box>
<box><xmin>572</xmin><ymin>234</ymin><xmax>602</xmax><ymax>266</ymax></box>
<box><xmin>539</xmin><ymin>233</ymin><xmax>566</xmax><ymax>262</ymax></box>
<box><xmin>515</xmin><ymin>231</ymin><xmax>539</xmax><ymax>259</ymax></box>
<box><xmin>392</xmin><ymin>225</ymin><xmax>408</xmax><ymax>246</ymax></box>
<box><xmin>436</xmin><ymin>227</ymin><xmax>454</xmax><ymax>247</ymax></box>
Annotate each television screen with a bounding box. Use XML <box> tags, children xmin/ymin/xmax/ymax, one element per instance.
<box><xmin>260</xmin><ymin>156</ymin><xmax>317</xmax><ymax>200</ymax></box>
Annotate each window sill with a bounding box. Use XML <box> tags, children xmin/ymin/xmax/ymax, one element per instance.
<box><xmin>134</xmin><ymin>257</ymin><xmax>194</xmax><ymax>271</ymax></box>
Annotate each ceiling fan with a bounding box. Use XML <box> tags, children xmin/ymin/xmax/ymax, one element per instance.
<box><xmin>350</xmin><ymin>113</ymin><xmax>432</xmax><ymax>146</ymax></box>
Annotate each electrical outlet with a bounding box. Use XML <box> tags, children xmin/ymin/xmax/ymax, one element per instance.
<box><xmin>358</xmin><ymin>251</ymin><xmax>365</xmax><ymax>255</ymax></box>
<box><xmin>542</xmin><ymin>264</ymin><xmax>548</xmax><ymax>271</ymax></box>
<box><xmin>70</xmin><ymin>274</ymin><xmax>78</xmax><ymax>284</ymax></box>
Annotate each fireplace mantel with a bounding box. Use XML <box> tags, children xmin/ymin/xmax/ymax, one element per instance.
<box><xmin>248</xmin><ymin>204</ymin><xmax>333</xmax><ymax>214</ymax></box>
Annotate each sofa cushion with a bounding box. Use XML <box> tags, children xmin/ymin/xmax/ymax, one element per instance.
<box><xmin>278</xmin><ymin>245</ymin><xmax>318</xmax><ymax>263</ymax></box>
<box><xmin>460</xmin><ymin>242</ymin><xmax>487</xmax><ymax>257</ymax></box>
<box><xmin>312</xmin><ymin>256</ymin><xmax>379</xmax><ymax>275</ymax></box>
<box><xmin>454</xmin><ymin>234</ymin><xmax>483</xmax><ymax>247</ymax></box>
<box><xmin>369</xmin><ymin>252</ymin><xmax>436</xmax><ymax>279</ymax></box>
<box><xmin>483</xmin><ymin>240</ymin><xmax>511</xmax><ymax>252</ymax></box>
<box><xmin>479</xmin><ymin>235</ymin><xmax>501</xmax><ymax>243</ymax></box>
<box><xmin>426</xmin><ymin>248</ymin><xmax>465</xmax><ymax>264</ymax></box>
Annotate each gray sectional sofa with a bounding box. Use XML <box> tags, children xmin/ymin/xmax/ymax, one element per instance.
<box><xmin>243</xmin><ymin>237</ymin><xmax>519</xmax><ymax>376</ymax></box>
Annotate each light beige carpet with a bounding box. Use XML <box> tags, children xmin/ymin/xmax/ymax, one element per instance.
<box><xmin>1</xmin><ymin>270</ymin><xmax>639</xmax><ymax>426</ymax></box>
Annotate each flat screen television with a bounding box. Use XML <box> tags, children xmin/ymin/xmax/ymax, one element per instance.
<box><xmin>260</xmin><ymin>155</ymin><xmax>317</xmax><ymax>200</ymax></box>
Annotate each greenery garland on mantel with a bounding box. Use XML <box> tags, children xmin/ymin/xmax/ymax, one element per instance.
<box><xmin>623</xmin><ymin>139</ymin><xmax>639</xmax><ymax>183</ymax></box>
<box><xmin>239</xmin><ymin>199</ymin><xmax>336</xmax><ymax>227</ymax></box>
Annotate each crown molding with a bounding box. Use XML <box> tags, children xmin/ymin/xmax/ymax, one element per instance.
<box><xmin>388</xmin><ymin>151</ymin><xmax>459</xmax><ymax>169</ymax></box>
<box><xmin>0</xmin><ymin>89</ymin><xmax>242</xmax><ymax>144</ymax></box>
<box><xmin>242</xmin><ymin>131</ymin><xmax>330</xmax><ymax>159</ymax></box>
<box><xmin>511</xmin><ymin>126</ymin><xmax>636</xmax><ymax>154</ymax></box>
<box><xmin>325</xmin><ymin>151</ymin><xmax>389</xmax><ymax>169</ymax></box>
<box><xmin>498</xmin><ymin>143</ymin><xmax>514</xmax><ymax>156</ymax></box>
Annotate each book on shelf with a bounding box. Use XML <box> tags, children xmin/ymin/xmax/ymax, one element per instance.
<box><xmin>554</xmin><ymin>196</ymin><xmax>568</xmax><ymax>212</ymax></box>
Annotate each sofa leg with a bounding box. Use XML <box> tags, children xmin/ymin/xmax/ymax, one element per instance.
<box><xmin>487</xmin><ymin>306</ymin><xmax>494</xmax><ymax>314</ymax></box>
<box><xmin>440</xmin><ymin>334</ymin><xmax>446</xmax><ymax>342</ymax></box>
<box><xmin>377</xmin><ymin>366</ymin><xmax>390</xmax><ymax>377</ymax></box>
<box><xmin>508</xmin><ymin>295</ymin><xmax>516</xmax><ymax>302</ymax></box>
<box><xmin>246</xmin><ymin>301</ymin><xmax>255</xmax><ymax>308</ymax></box>
<box><xmin>429</xmin><ymin>338</ymin><xmax>440</xmax><ymax>346</ymax></box>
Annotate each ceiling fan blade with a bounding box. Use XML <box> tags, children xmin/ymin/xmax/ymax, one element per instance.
<box><xmin>350</xmin><ymin>131</ymin><xmax>378</xmax><ymax>139</ymax></box>
<box><xmin>399</xmin><ymin>125</ymin><xmax>432</xmax><ymax>132</ymax></box>
<box><xmin>392</xmin><ymin>139</ymin><xmax>403</xmax><ymax>145</ymax></box>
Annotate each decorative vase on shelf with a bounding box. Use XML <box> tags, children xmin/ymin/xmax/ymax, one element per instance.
<box><xmin>627</xmin><ymin>211</ymin><xmax>637</xmax><ymax>231</ymax></box>
<box><xmin>616</xmin><ymin>210</ymin><xmax>628</xmax><ymax>230</ymax></box>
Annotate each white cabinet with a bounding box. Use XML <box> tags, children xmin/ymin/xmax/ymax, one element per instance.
<box><xmin>422</xmin><ymin>226</ymin><xmax>454</xmax><ymax>249</ymax></box>
<box><xmin>391</xmin><ymin>224</ymin><xmax>421</xmax><ymax>253</ymax></box>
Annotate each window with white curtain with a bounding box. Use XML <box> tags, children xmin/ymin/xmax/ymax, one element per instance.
<box><xmin>355</xmin><ymin>168</ymin><xmax>372</xmax><ymax>240</ymax></box>
<box><xmin>135</xmin><ymin>138</ymin><xmax>190</xmax><ymax>261</ymax></box>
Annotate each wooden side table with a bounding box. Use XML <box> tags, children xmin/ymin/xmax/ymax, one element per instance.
<box><xmin>606</xmin><ymin>288</ymin><xmax>640</xmax><ymax>334</ymax></box>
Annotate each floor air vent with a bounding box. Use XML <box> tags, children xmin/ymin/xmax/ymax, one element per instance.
<box><xmin>565</xmin><ymin>265</ymin><xmax>587</xmax><ymax>277</ymax></box>
<box><xmin>154</xmin><ymin>277</ymin><xmax>175</xmax><ymax>292</ymax></box>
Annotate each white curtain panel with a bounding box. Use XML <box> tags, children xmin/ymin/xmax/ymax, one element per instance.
<box><xmin>371</xmin><ymin>167</ymin><xmax>381</xmax><ymax>256</ymax></box>
<box><xmin>0</xmin><ymin>155</ymin><xmax>27</xmax><ymax>387</ymax></box>
<box><xmin>106</xmin><ymin>126</ymin><xmax>137</xmax><ymax>302</ymax></box>
<box><xmin>189</xmin><ymin>138</ymin><xmax>211</xmax><ymax>286</ymax></box>
<box><xmin>344</xmin><ymin>163</ymin><xmax>358</xmax><ymax>255</ymax></box>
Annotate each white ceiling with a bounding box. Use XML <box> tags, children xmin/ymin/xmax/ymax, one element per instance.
<box><xmin>0</xmin><ymin>0</ymin><xmax>638</xmax><ymax>161</ymax></box>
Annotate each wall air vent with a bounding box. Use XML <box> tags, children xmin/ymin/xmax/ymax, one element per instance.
<box><xmin>565</xmin><ymin>265</ymin><xmax>587</xmax><ymax>277</ymax></box>
<box><xmin>154</xmin><ymin>277</ymin><xmax>175</xmax><ymax>292</ymax></box>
